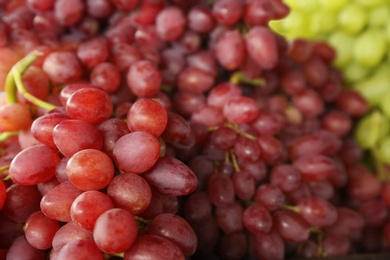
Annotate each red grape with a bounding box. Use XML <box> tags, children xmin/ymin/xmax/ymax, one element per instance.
<box><xmin>113</xmin><ymin>131</ymin><xmax>160</xmax><ymax>174</ymax></box>
<box><xmin>93</xmin><ymin>208</ymin><xmax>138</xmax><ymax>254</ymax></box>
<box><xmin>107</xmin><ymin>173</ymin><xmax>152</xmax><ymax>215</ymax></box>
<box><xmin>66</xmin><ymin>149</ymin><xmax>114</xmax><ymax>191</ymax></box>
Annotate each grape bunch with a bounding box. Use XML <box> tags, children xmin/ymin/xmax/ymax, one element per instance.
<box><xmin>0</xmin><ymin>0</ymin><xmax>389</xmax><ymax>259</ymax></box>
<box><xmin>270</xmin><ymin>0</ymin><xmax>390</xmax><ymax>83</ymax></box>
<box><xmin>270</xmin><ymin>0</ymin><xmax>390</xmax><ymax>204</ymax></box>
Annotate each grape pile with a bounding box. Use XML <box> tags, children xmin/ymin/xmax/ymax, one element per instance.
<box><xmin>270</xmin><ymin>0</ymin><xmax>390</xmax><ymax>83</ymax></box>
<box><xmin>270</xmin><ymin>0</ymin><xmax>390</xmax><ymax>224</ymax></box>
<box><xmin>0</xmin><ymin>0</ymin><xmax>389</xmax><ymax>259</ymax></box>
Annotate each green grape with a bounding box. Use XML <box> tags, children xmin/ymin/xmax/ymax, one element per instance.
<box><xmin>355</xmin><ymin>0</ymin><xmax>390</xmax><ymax>8</ymax></box>
<box><xmin>283</xmin><ymin>0</ymin><xmax>299</xmax><ymax>9</ymax></box>
<box><xmin>373</xmin><ymin>63</ymin><xmax>390</xmax><ymax>78</ymax></box>
<box><xmin>310</xmin><ymin>12</ymin><xmax>338</xmax><ymax>35</ymax></box>
<box><xmin>270</xmin><ymin>10</ymin><xmax>310</xmax><ymax>39</ymax></box>
<box><xmin>379</xmin><ymin>91</ymin><xmax>390</xmax><ymax>119</ymax></box>
<box><xmin>319</xmin><ymin>0</ymin><xmax>349</xmax><ymax>12</ymax></box>
<box><xmin>295</xmin><ymin>0</ymin><xmax>320</xmax><ymax>13</ymax></box>
<box><xmin>384</xmin><ymin>20</ymin><xmax>390</xmax><ymax>43</ymax></box>
<box><xmin>338</xmin><ymin>4</ymin><xmax>367</xmax><ymax>34</ymax></box>
<box><xmin>355</xmin><ymin>73</ymin><xmax>390</xmax><ymax>106</ymax></box>
<box><xmin>344</xmin><ymin>62</ymin><xmax>370</xmax><ymax>84</ymax></box>
<box><xmin>355</xmin><ymin>111</ymin><xmax>389</xmax><ymax>149</ymax></box>
<box><xmin>328</xmin><ymin>30</ymin><xmax>354</xmax><ymax>68</ymax></box>
<box><xmin>353</xmin><ymin>29</ymin><xmax>387</xmax><ymax>68</ymax></box>
<box><xmin>378</xmin><ymin>136</ymin><xmax>390</xmax><ymax>165</ymax></box>
<box><xmin>368</xmin><ymin>6</ymin><xmax>390</xmax><ymax>27</ymax></box>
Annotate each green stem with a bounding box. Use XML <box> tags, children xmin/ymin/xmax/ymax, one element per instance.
<box><xmin>224</xmin><ymin>122</ymin><xmax>257</xmax><ymax>140</ymax></box>
<box><xmin>110</xmin><ymin>253</ymin><xmax>124</xmax><ymax>258</ymax></box>
<box><xmin>229</xmin><ymin>71</ymin><xmax>264</xmax><ymax>87</ymax></box>
<box><xmin>0</xmin><ymin>165</ymin><xmax>10</xmax><ymax>174</ymax></box>
<box><xmin>0</xmin><ymin>131</ymin><xmax>18</xmax><ymax>142</ymax></box>
<box><xmin>134</xmin><ymin>215</ymin><xmax>152</xmax><ymax>229</ymax></box>
<box><xmin>282</xmin><ymin>204</ymin><xmax>300</xmax><ymax>213</ymax></box>
<box><xmin>5</xmin><ymin>50</ymin><xmax>42</xmax><ymax>104</ymax></box>
<box><xmin>5</xmin><ymin>50</ymin><xmax>56</xmax><ymax>111</ymax></box>
<box><xmin>13</xmin><ymin>67</ymin><xmax>57</xmax><ymax>111</ymax></box>
<box><xmin>230</xmin><ymin>150</ymin><xmax>240</xmax><ymax>172</ymax></box>
<box><xmin>4</xmin><ymin>71</ymin><xmax>17</xmax><ymax>104</ymax></box>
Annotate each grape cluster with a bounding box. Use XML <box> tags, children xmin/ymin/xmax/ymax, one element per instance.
<box><xmin>0</xmin><ymin>0</ymin><xmax>388</xmax><ymax>260</ymax></box>
<box><xmin>270</xmin><ymin>0</ymin><xmax>390</xmax><ymax>214</ymax></box>
<box><xmin>270</xmin><ymin>0</ymin><xmax>390</xmax><ymax>82</ymax></box>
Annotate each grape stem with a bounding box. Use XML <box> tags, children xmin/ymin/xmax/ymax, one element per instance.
<box><xmin>0</xmin><ymin>131</ymin><xmax>18</xmax><ymax>142</ymax></box>
<box><xmin>106</xmin><ymin>253</ymin><xmax>124</xmax><ymax>259</ymax></box>
<box><xmin>309</xmin><ymin>227</ymin><xmax>325</xmax><ymax>257</ymax></box>
<box><xmin>5</xmin><ymin>50</ymin><xmax>57</xmax><ymax>111</ymax></box>
<box><xmin>0</xmin><ymin>165</ymin><xmax>9</xmax><ymax>174</ymax></box>
<box><xmin>282</xmin><ymin>204</ymin><xmax>300</xmax><ymax>212</ymax></box>
<box><xmin>5</xmin><ymin>51</ymin><xmax>41</xmax><ymax>104</ymax></box>
<box><xmin>224</xmin><ymin>122</ymin><xmax>257</xmax><ymax>140</ymax></box>
<box><xmin>4</xmin><ymin>71</ymin><xmax>16</xmax><ymax>104</ymax></box>
<box><xmin>229</xmin><ymin>71</ymin><xmax>264</xmax><ymax>87</ymax></box>
<box><xmin>229</xmin><ymin>149</ymin><xmax>240</xmax><ymax>172</ymax></box>
<box><xmin>134</xmin><ymin>216</ymin><xmax>152</xmax><ymax>224</ymax></box>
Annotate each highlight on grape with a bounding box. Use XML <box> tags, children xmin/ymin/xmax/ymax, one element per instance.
<box><xmin>0</xmin><ymin>0</ymin><xmax>390</xmax><ymax>259</ymax></box>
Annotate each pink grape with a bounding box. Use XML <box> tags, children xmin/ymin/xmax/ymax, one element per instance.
<box><xmin>53</xmin><ymin>119</ymin><xmax>103</xmax><ymax>157</ymax></box>
<box><xmin>246</xmin><ymin>26</ymin><xmax>278</xmax><ymax>69</ymax></box>
<box><xmin>107</xmin><ymin>172</ymin><xmax>152</xmax><ymax>215</ymax></box>
<box><xmin>42</xmin><ymin>51</ymin><xmax>82</xmax><ymax>84</ymax></box>
<box><xmin>93</xmin><ymin>208</ymin><xmax>138</xmax><ymax>254</ymax></box>
<box><xmin>70</xmin><ymin>190</ymin><xmax>115</xmax><ymax>231</ymax></box>
<box><xmin>126</xmin><ymin>98</ymin><xmax>168</xmax><ymax>137</ymax></box>
<box><xmin>113</xmin><ymin>131</ymin><xmax>160</xmax><ymax>174</ymax></box>
<box><xmin>147</xmin><ymin>213</ymin><xmax>198</xmax><ymax>256</ymax></box>
<box><xmin>66</xmin><ymin>87</ymin><xmax>113</xmax><ymax>126</ymax></box>
<box><xmin>52</xmin><ymin>221</ymin><xmax>93</xmax><ymax>250</ymax></box>
<box><xmin>6</xmin><ymin>236</ymin><xmax>46</xmax><ymax>260</ymax></box>
<box><xmin>9</xmin><ymin>144</ymin><xmax>60</xmax><ymax>185</ymax></box>
<box><xmin>124</xmin><ymin>235</ymin><xmax>185</xmax><ymax>260</ymax></box>
<box><xmin>143</xmin><ymin>156</ymin><xmax>198</xmax><ymax>196</ymax></box>
<box><xmin>66</xmin><ymin>149</ymin><xmax>114</xmax><ymax>191</ymax></box>
<box><xmin>126</xmin><ymin>59</ymin><xmax>162</xmax><ymax>97</ymax></box>
<box><xmin>54</xmin><ymin>239</ymin><xmax>103</xmax><ymax>260</ymax></box>
<box><xmin>24</xmin><ymin>211</ymin><xmax>60</xmax><ymax>250</ymax></box>
<box><xmin>3</xmin><ymin>184</ymin><xmax>41</xmax><ymax>223</ymax></box>
<box><xmin>40</xmin><ymin>181</ymin><xmax>83</xmax><ymax>222</ymax></box>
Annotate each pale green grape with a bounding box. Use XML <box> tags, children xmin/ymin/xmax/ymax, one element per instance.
<box><xmin>355</xmin><ymin>0</ymin><xmax>390</xmax><ymax>8</ymax></box>
<box><xmin>269</xmin><ymin>10</ymin><xmax>310</xmax><ymax>39</ymax></box>
<box><xmin>319</xmin><ymin>0</ymin><xmax>349</xmax><ymax>12</ymax></box>
<box><xmin>372</xmin><ymin>63</ymin><xmax>390</xmax><ymax>78</ymax></box>
<box><xmin>379</xmin><ymin>91</ymin><xmax>390</xmax><ymax>119</ymax></box>
<box><xmin>355</xmin><ymin>111</ymin><xmax>389</xmax><ymax>149</ymax></box>
<box><xmin>343</xmin><ymin>62</ymin><xmax>370</xmax><ymax>84</ymax></box>
<box><xmin>338</xmin><ymin>4</ymin><xmax>367</xmax><ymax>34</ymax></box>
<box><xmin>378</xmin><ymin>136</ymin><xmax>390</xmax><ymax>164</ymax></box>
<box><xmin>384</xmin><ymin>20</ymin><xmax>390</xmax><ymax>43</ymax></box>
<box><xmin>269</xmin><ymin>20</ymin><xmax>285</xmax><ymax>35</ymax></box>
<box><xmin>355</xmin><ymin>73</ymin><xmax>390</xmax><ymax>106</ymax></box>
<box><xmin>310</xmin><ymin>12</ymin><xmax>338</xmax><ymax>35</ymax></box>
<box><xmin>368</xmin><ymin>6</ymin><xmax>390</xmax><ymax>27</ymax></box>
<box><xmin>353</xmin><ymin>29</ymin><xmax>387</xmax><ymax>68</ymax></box>
<box><xmin>328</xmin><ymin>30</ymin><xmax>354</xmax><ymax>67</ymax></box>
<box><xmin>283</xmin><ymin>0</ymin><xmax>299</xmax><ymax>9</ymax></box>
<box><xmin>295</xmin><ymin>0</ymin><xmax>320</xmax><ymax>13</ymax></box>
